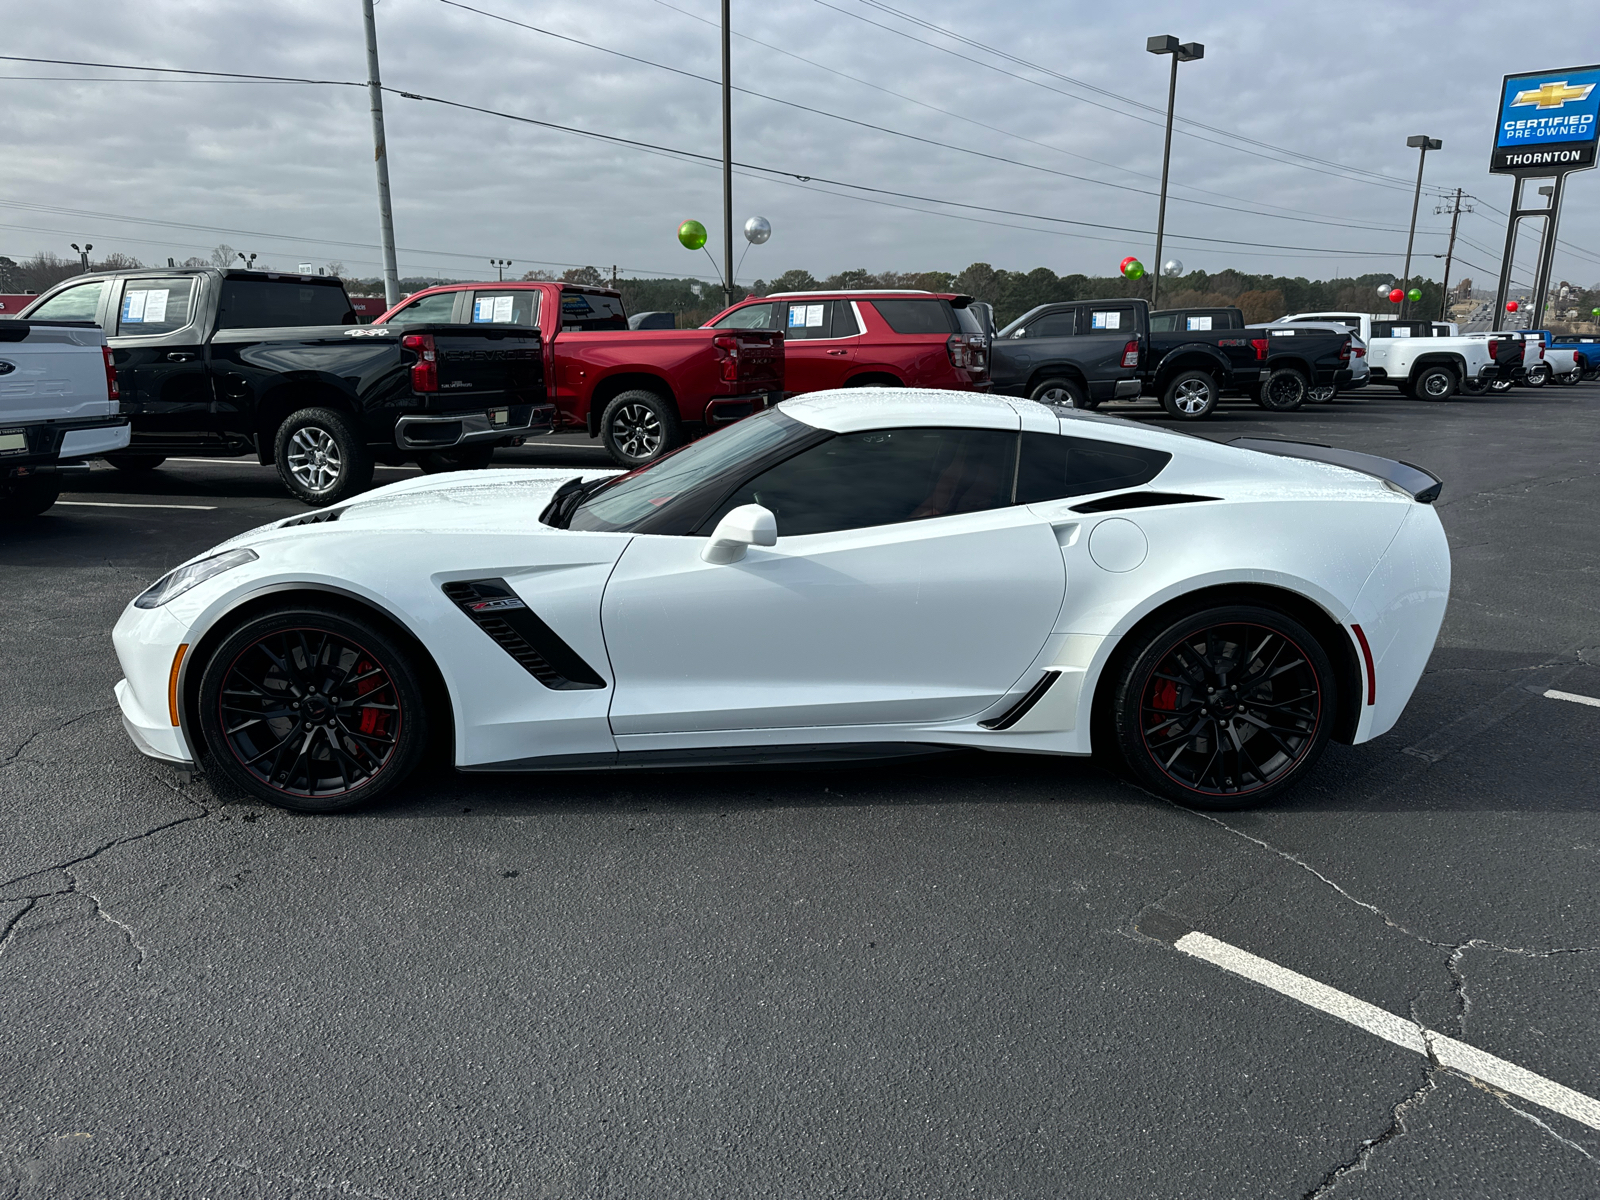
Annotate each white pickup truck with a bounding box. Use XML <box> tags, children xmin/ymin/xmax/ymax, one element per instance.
<box><xmin>1272</xmin><ymin>312</ymin><xmax>1498</xmax><ymax>400</ymax></box>
<box><xmin>0</xmin><ymin>318</ymin><xmax>129</xmax><ymax>516</ymax></box>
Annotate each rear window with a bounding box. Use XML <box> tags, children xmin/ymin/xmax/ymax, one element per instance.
<box><xmin>871</xmin><ymin>298</ymin><xmax>956</xmax><ymax>335</ymax></box>
<box><xmin>558</xmin><ymin>290</ymin><xmax>627</xmax><ymax>331</ymax></box>
<box><xmin>1372</xmin><ymin>321</ymin><xmax>1429</xmax><ymax>339</ymax></box>
<box><xmin>216</xmin><ymin>279</ymin><xmax>356</xmax><ymax>329</ymax></box>
<box><xmin>953</xmin><ymin>305</ymin><xmax>983</xmax><ymax>334</ymax></box>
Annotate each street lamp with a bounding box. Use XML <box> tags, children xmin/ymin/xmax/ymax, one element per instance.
<box><xmin>490</xmin><ymin>258</ymin><xmax>513</xmax><ymax>281</ymax></box>
<box><xmin>1399</xmin><ymin>135</ymin><xmax>1441</xmax><ymax>318</ymax></box>
<box><xmin>237</xmin><ymin>251</ymin><xmax>258</xmax><ymax>271</ymax></box>
<box><xmin>1146</xmin><ymin>34</ymin><xmax>1203</xmax><ymax>311</ymax></box>
<box><xmin>70</xmin><ymin>242</ymin><xmax>93</xmax><ymax>273</ymax></box>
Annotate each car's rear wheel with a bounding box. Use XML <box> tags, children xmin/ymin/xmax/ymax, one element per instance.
<box><xmin>1525</xmin><ymin>366</ymin><xmax>1549</xmax><ymax>388</ymax></box>
<box><xmin>105</xmin><ymin>453</ymin><xmax>166</xmax><ymax>473</ymax></box>
<box><xmin>1111</xmin><ymin>603</ymin><xmax>1336</xmax><ymax>810</ymax></box>
<box><xmin>1459</xmin><ymin>377</ymin><xmax>1491</xmax><ymax>396</ymax></box>
<box><xmin>1307</xmin><ymin>384</ymin><xmax>1338</xmax><ymax>403</ymax></box>
<box><xmin>1160</xmin><ymin>370</ymin><xmax>1218</xmax><ymax>419</ymax></box>
<box><xmin>0</xmin><ymin>473</ymin><xmax>61</xmax><ymax>518</ymax></box>
<box><xmin>1029</xmin><ymin>377</ymin><xmax>1091</xmax><ymax>409</ymax></box>
<box><xmin>1413</xmin><ymin>365</ymin><xmax>1458</xmax><ymax>401</ymax></box>
<box><xmin>601</xmin><ymin>389</ymin><xmax>682</xmax><ymax>468</ymax></box>
<box><xmin>1489</xmin><ymin>376</ymin><xmax>1515</xmax><ymax>393</ymax></box>
<box><xmin>275</xmin><ymin>407</ymin><xmax>375</xmax><ymax>507</ymax></box>
<box><xmin>197</xmin><ymin>607</ymin><xmax>431</xmax><ymax>813</ymax></box>
<box><xmin>1256</xmin><ymin>368</ymin><xmax>1308</xmax><ymax>411</ymax></box>
<box><xmin>417</xmin><ymin>445</ymin><xmax>495</xmax><ymax>474</ymax></box>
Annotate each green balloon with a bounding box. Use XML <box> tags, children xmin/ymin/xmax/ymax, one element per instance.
<box><xmin>1407</xmin><ymin>288</ymin><xmax>1422</xmax><ymax>302</ymax></box>
<box><xmin>1592</xmin><ymin>307</ymin><xmax>1599</xmax><ymax>316</ymax></box>
<box><xmin>677</xmin><ymin>219</ymin><xmax>708</xmax><ymax>250</ymax></box>
<box><xmin>1122</xmin><ymin>259</ymin><xmax>1145</xmax><ymax>280</ymax></box>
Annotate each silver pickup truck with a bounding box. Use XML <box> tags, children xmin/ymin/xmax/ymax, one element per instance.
<box><xmin>0</xmin><ymin>319</ymin><xmax>130</xmax><ymax>517</ymax></box>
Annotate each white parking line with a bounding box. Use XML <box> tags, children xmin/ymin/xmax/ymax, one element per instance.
<box><xmin>57</xmin><ymin>500</ymin><xmax>218</xmax><ymax>511</ymax></box>
<box><xmin>169</xmin><ymin>458</ymin><xmax>419</xmax><ymax>471</ymax></box>
<box><xmin>1174</xmin><ymin>931</ymin><xmax>1600</xmax><ymax>1132</ymax></box>
<box><xmin>1545</xmin><ymin>689</ymin><xmax>1600</xmax><ymax>709</ymax></box>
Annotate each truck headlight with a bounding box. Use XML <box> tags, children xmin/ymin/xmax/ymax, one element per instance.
<box><xmin>134</xmin><ymin>548</ymin><xmax>259</xmax><ymax>609</ymax></box>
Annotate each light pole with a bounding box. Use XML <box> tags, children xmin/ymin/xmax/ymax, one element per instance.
<box><xmin>70</xmin><ymin>242</ymin><xmax>93</xmax><ymax>273</ymax></box>
<box><xmin>237</xmin><ymin>251</ymin><xmax>258</xmax><ymax>271</ymax></box>
<box><xmin>490</xmin><ymin>258</ymin><xmax>513</xmax><ymax>282</ymax></box>
<box><xmin>1400</xmin><ymin>135</ymin><xmax>1441</xmax><ymax>319</ymax></box>
<box><xmin>1146</xmin><ymin>35</ymin><xmax>1203</xmax><ymax>312</ymax></box>
<box><xmin>720</xmin><ymin>0</ymin><xmax>734</xmax><ymax>308</ymax></box>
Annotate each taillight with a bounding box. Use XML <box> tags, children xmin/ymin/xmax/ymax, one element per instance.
<box><xmin>1339</xmin><ymin>339</ymin><xmax>1351</xmax><ymax>363</ymax></box>
<box><xmin>1250</xmin><ymin>338</ymin><xmax>1270</xmax><ymax>361</ymax></box>
<box><xmin>1539</xmin><ymin>345</ymin><xmax>1546</xmax><ymax>359</ymax></box>
<box><xmin>1352</xmin><ymin>346</ymin><xmax>1366</xmax><ymax>358</ymax></box>
<box><xmin>1120</xmin><ymin>339</ymin><xmax>1140</xmax><ymax>369</ymax></box>
<box><xmin>945</xmin><ymin>333</ymin><xmax>968</xmax><ymax>369</ymax></box>
<box><xmin>102</xmin><ymin>345</ymin><xmax>119</xmax><ymax>402</ymax></box>
<box><xmin>713</xmin><ymin>334</ymin><xmax>739</xmax><ymax>382</ymax></box>
<box><xmin>402</xmin><ymin>333</ymin><xmax>438</xmax><ymax>393</ymax></box>
<box><xmin>945</xmin><ymin>334</ymin><xmax>989</xmax><ymax>374</ymax></box>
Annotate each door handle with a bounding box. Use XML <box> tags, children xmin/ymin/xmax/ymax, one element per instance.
<box><xmin>826</xmin><ymin>349</ymin><xmax>848</xmax><ymax>356</ymax></box>
<box><xmin>165</xmin><ymin>352</ymin><xmax>196</xmax><ymax>362</ymax></box>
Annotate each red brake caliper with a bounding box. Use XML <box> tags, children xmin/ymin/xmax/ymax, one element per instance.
<box><xmin>1151</xmin><ymin>678</ymin><xmax>1178</xmax><ymax>711</ymax></box>
<box><xmin>355</xmin><ymin>659</ymin><xmax>389</xmax><ymax>737</ymax></box>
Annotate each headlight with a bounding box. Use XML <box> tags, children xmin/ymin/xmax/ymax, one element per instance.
<box><xmin>134</xmin><ymin>548</ymin><xmax>259</xmax><ymax>609</ymax></box>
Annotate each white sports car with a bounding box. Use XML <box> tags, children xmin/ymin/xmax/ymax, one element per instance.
<box><xmin>113</xmin><ymin>390</ymin><xmax>1450</xmax><ymax>813</ymax></box>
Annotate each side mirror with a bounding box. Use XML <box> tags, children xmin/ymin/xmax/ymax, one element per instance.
<box><xmin>701</xmin><ymin>504</ymin><xmax>777</xmax><ymax>564</ymax></box>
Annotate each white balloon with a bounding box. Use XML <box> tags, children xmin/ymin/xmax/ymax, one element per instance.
<box><xmin>1377</xmin><ymin>282</ymin><xmax>1393</xmax><ymax>297</ymax></box>
<box><xmin>743</xmin><ymin>216</ymin><xmax>772</xmax><ymax>245</ymax></box>
<box><xmin>1161</xmin><ymin>259</ymin><xmax>1183</xmax><ymax>277</ymax></box>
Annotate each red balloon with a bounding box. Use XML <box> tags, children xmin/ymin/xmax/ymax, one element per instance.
<box><xmin>1388</xmin><ymin>288</ymin><xmax>1404</xmax><ymax>303</ymax></box>
<box><xmin>1120</xmin><ymin>256</ymin><xmax>1140</xmax><ymax>274</ymax></box>
<box><xmin>1505</xmin><ymin>300</ymin><xmax>1520</xmax><ymax>312</ymax></box>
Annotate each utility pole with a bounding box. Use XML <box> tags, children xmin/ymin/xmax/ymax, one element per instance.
<box><xmin>1400</xmin><ymin>135</ymin><xmax>1441</xmax><ymax>319</ymax></box>
<box><xmin>611</xmin><ymin>265</ymin><xmax>618</xmax><ymax>288</ymax></box>
<box><xmin>1435</xmin><ymin>188</ymin><xmax>1471</xmax><ymax>321</ymax></box>
<box><xmin>1145</xmin><ymin>36</ymin><xmax>1203</xmax><ymax>311</ymax></box>
<box><xmin>720</xmin><ymin>0</ymin><xmax>734</xmax><ymax>308</ymax></box>
<box><xmin>363</xmin><ymin>0</ymin><xmax>401</xmax><ymax>309</ymax></box>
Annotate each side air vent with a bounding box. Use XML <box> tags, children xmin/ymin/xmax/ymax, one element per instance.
<box><xmin>1069</xmin><ymin>492</ymin><xmax>1219</xmax><ymax>514</ymax></box>
<box><xmin>279</xmin><ymin>508</ymin><xmax>344</xmax><ymax>527</ymax></box>
<box><xmin>442</xmin><ymin>578</ymin><xmax>606</xmax><ymax>690</ymax></box>
<box><xmin>980</xmin><ymin>671</ymin><xmax>1059</xmax><ymax>730</ymax></box>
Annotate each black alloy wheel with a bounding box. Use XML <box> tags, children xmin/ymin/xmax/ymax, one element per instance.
<box><xmin>274</xmin><ymin>406</ymin><xmax>375</xmax><ymax>506</ymax></box>
<box><xmin>417</xmin><ymin>444</ymin><xmax>495</xmax><ymax>474</ymax></box>
<box><xmin>1030</xmin><ymin>377</ymin><xmax>1091</xmax><ymax>409</ymax></box>
<box><xmin>1160</xmin><ymin>369</ymin><xmax>1218</xmax><ymax>419</ymax></box>
<box><xmin>600</xmin><ymin>389</ymin><xmax>682</xmax><ymax>468</ymax></box>
<box><xmin>1413</xmin><ymin>365</ymin><xmax>1458</xmax><ymax>401</ymax></box>
<box><xmin>105</xmin><ymin>453</ymin><xmax>167</xmax><ymax>473</ymax></box>
<box><xmin>0</xmin><ymin>473</ymin><xmax>61</xmax><ymax>518</ymax></box>
<box><xmin>1256</xmin><ymin>368</ymin><xmax>1309</xmax><ymax>412</ymax></box>
<box><xmin>1111</xmin><ymin>604</ymin><xmax>1335</xmax><ymax>810</ymax></box>
<box><xmin>197</xmin><ymin>608</ymin><xmax>430</xmax><ymax>812</ymax></box>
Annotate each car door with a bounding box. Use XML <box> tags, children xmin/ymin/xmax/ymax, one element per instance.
<box><xmin>107</xmin><ymin>275</ymin><xmax>214</xmax><ymax>435</ymax></box>
<box><xmin>600</xmin><ymin>421</ymin><xmax>1067</xmax><ymax>737</ymax></box>
<box><xmin>990</xmin><ymin>305</ymin><xmax>1078</xmax><ymax>395</ymax></box>
<box><xmin>777</xmin><ymin>299</ymin><xmax>859</xmax><ymax>393</ymax></box>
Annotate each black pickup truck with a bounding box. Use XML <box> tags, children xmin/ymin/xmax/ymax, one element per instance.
<box><xmin>990</xmin><ymin>297</ymin><xmax>1351</xmax><ymax>419</ymax></box>
<box><xmin>15</xmin><ymin>268</ymin><xmax>553</xmax><ymax>504</ymax></box>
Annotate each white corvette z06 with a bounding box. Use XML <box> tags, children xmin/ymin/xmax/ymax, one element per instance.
<box><xmin>113</xmin><ymin>390</ymin><xmax>1450</xmax><ymax>813</ymax></box>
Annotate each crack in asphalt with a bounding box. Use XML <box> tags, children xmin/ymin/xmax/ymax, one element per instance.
<box><xmin>0</xmin><ymin>805</ymin><xmax>209</xmax><ymax>900</ymax></box>
<box><xmin>1300</xmin><ymin>1049</ymin><xmax>1440</xmax><ymax>1199</ymax></box>
<box><xmin>0</xmin><ymin>705</ymin><xmax>118</xmax><ymax>768</ymax></box>
<box><xmin>64</xmin><ymin>866</ymin><xmax>148</xmax><ymax>970</ymax></box>
<box><xmin>1497</xmin><ymin>1097</ymin><xmax>1599</xmax><ymax>1161</ymax></box>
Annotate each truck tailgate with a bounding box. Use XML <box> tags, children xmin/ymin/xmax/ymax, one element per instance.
<box><xmin>0</xmin><ymin>321</ymin><xmax>114</xmax><ymax>426</ymax></box>
<box><xmin>731</xmin><ymin>329</ymin><xmax>783</xmax><ymax>392</ymax></box>
<box><xmin>420</xmin><ymin>324</ymin><xmax>544</xmax><ymax>400</ymax></box>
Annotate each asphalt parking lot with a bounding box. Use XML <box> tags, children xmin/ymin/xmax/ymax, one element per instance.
<box><xmin>2</xmin><ymin>385</ymin><xmax>1597</xmax><ymax>1198</ymax></box>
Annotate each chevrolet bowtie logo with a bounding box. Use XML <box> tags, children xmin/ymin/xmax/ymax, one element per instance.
<box><xmin>1511</xmin><ymin>80</ymin><xmax>1596</xmax><ymax>109</ymax></box>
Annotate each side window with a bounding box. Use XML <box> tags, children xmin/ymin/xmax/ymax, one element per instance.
<box><xmin>1016</xmin><ymin>433</ymin><xmax>1171</xmax><ymax>503</ymax></box>
<box><xmin>710</xmin><ymin>302</ymin><xmax>778</xmax><ymax>330</ymax></box>
<box><xmin>830</xmin><ymin>300</ymin><xmax>861</xmax><ymax>338</ymax></box>
<box><xmin>1149</xmin><ymin>313</ymin><xmax>1180</xmax><ymax>332</ymax></box>
<box><xmin>783</xmin><ymin>300</ymin><xmax>831</xmax><ymax>341</ymax></box>
<box><xmin>1025</xmin><ymin>309</ymin><xmax>1077</xmax><ymax>338</ymax></box>
<box><xmin>470</xmin><ymin>290</ymin><xmax>538</xmax><ymax>326</ymax></box>
<box><xmin>870</xmin><ymin>298</ymin><xmax>954</xmax><ymax>334</ymax></box>
<box><xmin>392</xmin><ymin>292</ymin><xmax>458</xmax><ymax>324</ymax></box>
<box><xmin>116</xmin><ymin>277</ymin><xmax>197</xmax><ymax>336</ymax></box>
<box><xmin>28</xmin><ymin>281</ymin><xmax>106</xmax><ymax>323</ymax></box>
<box><xmin>1086</xmin><ymin>306</ymin><xmax>1133</xmax><ymax>332</ymax></box>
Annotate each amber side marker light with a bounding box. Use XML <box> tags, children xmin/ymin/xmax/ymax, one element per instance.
<box><xmin>168</xmin><ymin>644</ymin><xmax>190</xmax><ymax>726</ymax></box>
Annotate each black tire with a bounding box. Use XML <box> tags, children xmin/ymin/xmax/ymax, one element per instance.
<box><xmin>1555</xmin><ymin>370</ymin><xmax>1581</xmax><ymax>387</ymax></box>
<box><xmin>1256</xmin><ymin>368</ymin><xmax>1308</xmax><ymax>412</ymax></box>
<box><xmin>1160</xmin><ymin>370</ymin><xmax>1219</xmax><ymax>420</ymax></box>
<box><xmin>104</xmin><ymin>453</ymin><xmax>166</xmax><ymax>473</ymax></box>
<box><xmin>1029</xmin><ymin>377</ymin><xmax>1090</xmax><ymax>409</ymax></box>
<box><xmin>1459</xmin><ymin>377</ymin><xmax>1491</xmax><ymax>396</ymax></box>
<box><xmin>416</xmin><ymin>444</ymin><xmax>495</xmax><ymax>474</ymax></box>
<box><xmin>274</xmin><ymin>407</ymin><xmax>375</xmax><ymax>507</ymax></box>
<box><xmin>1110</xmin><ymin>602</ymin><xmax>1336</xmax><ymax>810</ymax></box>
<box><xmin>600</xmin><ymin>389</ymin><xmax>682</xmax><ymax>468</ymax></box>
<box><xmin>0</xmin><ymin>473</ymin><xmax>61</xmax><ymax>518</ymax></box>
<box><xmin>196</xmin><ymin>606</ymin><xmax>432</xmax><ymax>813</ymax></box>
<box><xmin>1413</xmin><ymin>364</ymin><xmax>1457</xmax><ymax>402</ymax></box>
<box><xmin>1489</xmin><ymin>376</ymin><xmax>1515</xmax><ymax>393</ymax></box>
<box><xmin>1307</xmin><ymin>384</ymin><xmax>1338</xmax><ymax>403</ymax></box>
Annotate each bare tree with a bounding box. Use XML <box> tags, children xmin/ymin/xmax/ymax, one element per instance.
<box><xmin>209</xmin><ymin>244</ymin><xmax>237</xmax><ymax>269</ymax></box>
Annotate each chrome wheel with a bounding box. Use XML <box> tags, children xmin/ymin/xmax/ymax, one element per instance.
<box><xmin>1172</xmin><ymin>378</ymin><xmax>1211</xmax><ymax>414</ymax></box>
<box><xmin>286</xmin><ymin>426</ymin><xmax>344</xmax><ymax>495</ymax></box>
<box><xmin>1307</xmin><ymin>384</ymin><xmax>1337</xmax><ymax>403</ymax></box>
<box><xmin>218</xmin><ymin>627</ymin><xmax>401</xmax><ymax>800</ymax></box>
<box><xmin>611</xmin><ymin>403</ymin><xmax>663</xmax><ymax>460</ymax></box>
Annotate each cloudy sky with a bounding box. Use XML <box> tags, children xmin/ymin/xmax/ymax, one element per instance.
<box><xmin>4</xmin><ymin>0</ymin><xmax>1600</xmax><ymax>290</ymax></box>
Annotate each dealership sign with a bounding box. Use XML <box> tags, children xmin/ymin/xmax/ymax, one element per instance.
<box><xmin>1492</xmin><ymin>65</ymin><xmax>1600</xmax><ymax>173</ymax></box>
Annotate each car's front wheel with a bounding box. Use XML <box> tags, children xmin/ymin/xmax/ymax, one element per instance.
<box><xmin>1160</xmin><ymin>370</ymin><xmax>1218</xmax><ymax>419</ymax></box>
<box><xmin>1525</xmin><ymin>366</ymin><xmax>1549</xmax><ymax>388</ymax></box>
<box><xmin>600</xmin><ymin>389</ymin><xmax>682</xmax><ymax>468</ymax></box>
<box><xmin>197</xmin><ymin>606</ymin><xmax>431</xmax><ymax>813</ymax></box>
<box><xmin>275</xmin><ymin>407</ymin><xmax>375</xmax><ymax>506</ymax></box>
<box><xmin>0</xmin><ymin>473</ymin><xmax>61</xmax><ymax>518</ymax></box>
<box><xmin>1307</xmin><ymin>384</ymin><xmax>1338</xmax><ymax>403</ymax></box>
<box><xmin>1110</xmin><ymin>603</ymin><xmax>1336</xmax><ymax>810</ymax></box>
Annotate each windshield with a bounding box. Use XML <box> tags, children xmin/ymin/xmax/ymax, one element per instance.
<box><xmin>567</xmin><ymin>409</ymin><xmax>814</xmax><ymax>533</ymax></box>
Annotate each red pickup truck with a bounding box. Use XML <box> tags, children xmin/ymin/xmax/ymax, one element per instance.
<box><xmin>376</xmin><ymin>281</ymin><xmax>783</xmax><ymax>466</ymax></box>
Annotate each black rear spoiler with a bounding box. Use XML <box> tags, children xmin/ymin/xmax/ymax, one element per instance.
<box><xmin>1229</xmin><ymin>437</ymin><xmax>1442</xmax><ymax>503</ymax></box>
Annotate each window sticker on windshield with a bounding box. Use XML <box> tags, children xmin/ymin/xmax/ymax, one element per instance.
<box><xmin>122</xmin><ymin>290</ymin><xmax>147</xmax><ymax>323</ymax></box>
<box><xmin>1186</xmin><ymin>315</ymin><xmax>1212</xmax><ymax>330</ymax></box>
<box><xmin>492</xmin><ymin>295</ymin><xmax>514</xmax><ymax>323</ymax></box>
<box><xmin>1091</xmin><ymin>310</ymin><xmax>1121</xmax><ymax>330</ymax></box>
<box><xmin>1391</xmin><ymin>327</ymin><xmax>1412</xmax><ymax>338</ymax></box>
